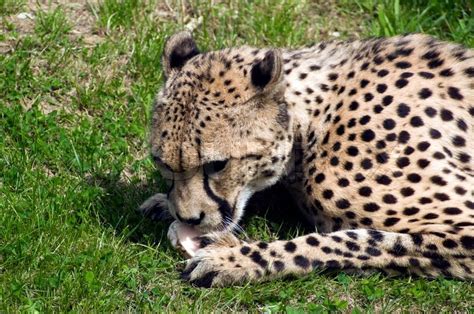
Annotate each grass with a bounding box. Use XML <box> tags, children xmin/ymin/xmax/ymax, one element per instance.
<box><xmin>1</xmin><ymin>0</ymin><xmax>473</xmax><ymax>311</ymax></box>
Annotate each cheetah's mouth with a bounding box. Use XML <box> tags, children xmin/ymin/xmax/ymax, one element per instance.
<box><xmin>175</xmin><ymin>222</ymin><xmax>203</xmax><ymax>257</ymax></box>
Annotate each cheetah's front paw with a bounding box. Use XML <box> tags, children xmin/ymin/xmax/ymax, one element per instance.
<box><xmin>181</xmin><ymin>244</ymin><xmax>264</xmax><ymax>287</ymax></box>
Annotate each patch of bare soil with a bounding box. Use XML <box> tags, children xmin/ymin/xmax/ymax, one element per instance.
<box><xmin>1</xmin><ymin>0</ymin><xmax>102</xmax><ymax>53</ymax></box>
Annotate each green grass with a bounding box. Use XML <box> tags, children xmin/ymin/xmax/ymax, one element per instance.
<box><xmin>1</xmin><ymin>0</ymin><xmax>473</xmax><ymax>311</ymax></box>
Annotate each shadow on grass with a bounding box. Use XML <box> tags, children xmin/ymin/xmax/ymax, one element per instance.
<box><xmin>89</xmin><ymin>172</ymin><xmax>311</xmax><ymax>247</ymax></box>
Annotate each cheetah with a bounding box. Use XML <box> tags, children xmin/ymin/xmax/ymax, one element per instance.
<box><xmin>139</xmin><ymin>31</ymin><xmax>474</xmax><ymax>287</ymax></box>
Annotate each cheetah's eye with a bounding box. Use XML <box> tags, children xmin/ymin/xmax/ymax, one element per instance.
<box><xmin>203</xmin><ymin>159</ymin><xmax>229</xmax><ymax>175</ymax></box>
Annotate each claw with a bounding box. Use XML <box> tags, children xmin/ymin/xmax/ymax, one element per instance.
<box><xmin>181</xmin><ymin>261</ymin><xmax>199</xmax><ymax>281</ymax></box>
<box><xmin>190</xmin><ymin>271</ymin><xmax>218</xmax><ymax>288</ymax></box>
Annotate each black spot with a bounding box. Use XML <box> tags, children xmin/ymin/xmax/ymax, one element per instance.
<box><xmin>338</xmin><ymin>178</ymin><xmax>350</xmax><ymax>187</ymax></box>
<box><xmin>322</xmin><ymin>189</ymin><xmax>334</xmax><ymax>199</ymax></box>
<box><xmin>345</xmin><ymin>211</ymin><xmax>356</xmax><ymax>219</ymax></box>
<box><xmin>250</xmin><ymin>251</ymin><xmax>268</xmax><ymax>268</ymax></box>
<box><xmin>294</xmin><ymin>255</ymin><xmax>310</xmax><ymax>269</ymax></box>
<box><xmin>284</xmin><ymin>241</ymin><xmax>297</xmax><ymax>253</ymax></box>
<box><xmin>376</xmin><ymin>152</ymin><xmax>389</xmax><ymax>164</ymax></box>
<box><xmin>386</xmin><ymin>133</ymin><xmax>397</xmax><ymax>141</ymax></box>
<box><xmin>377</xmin><ymin>84</ymin><xmax>387</xmax><ymax>93</ymax></box>
<box><xmin>363</xmin><ymin>202</ymin><xmax>380</xmax><ymax>212</ymax></box>
<box><xmin>429</xmin><ymin>129</ymin><xmax>441</xmax><ymax>139</ymax></box>
<box><xmin>417</xmin><ymin>142</ymin><xmax>430</xmax><ymax>152</ymax></box>
<box><xmin>361</xmin><ymin>129</ymin><xmax>375</xmax><ymax>142</ymax></box>
<box><xmin>439</xmin><ymin>68</ymin><xmax>454</xmax><ymax>77</ymax></box>
<box><xmin>423</xmin><ymin>213</ymin><xmax>439</xmax><ymax>219</ymax></box>
<box><xmin>444</xmin><ymin>207</ymin><xmax>462</xmax><ymax>215</ymax></box>
<box><xmin>403</xmin><ymin>207</ymin><xmax>419</xmax><ymax>215</ymax></box>
<box><xmin>424</xmin><ymin>107</ymin><xmax>437</xmax><ymax>117</ymax></box>
<box><xmin>460</xmin><ymin>236</ymin><xmax>473</xmax><ymax>250</ymax></box>
<box><xmin>422</xmin><ymin>50</ymin><xmax>440</xmax><ymax>60</ymax></box>
<box><xmin>361</xmin><ymin>217</ymin><xmax>373</xmax><ymax>226</ymax></box>
<box><xmin>346</xmin><ymin>241</ymin><xmax>360</xmax><ymax>251</ymax></box>
<box><xmin>434</xmin><ymin>193</ymin><xmax>450</xmax><ymax>201</ymax></box>
<box><xmin>306</xmin><ymin>236</ymin><xmax>320</xmax><ymax>246</ymax></box>
<box><xmin>439</xmin><ymin>109</ymin><xmax>454</xmax><ymax>122</ymax></box>
<box><xmin>430</xmin><ymin>175</ymin><xmax>447</xmax><ymax>186</ymax></box>
<box><xmin>400</xmin><ymin>187</ymin><xmax>414</xmax><ymax>197</ymax></box>
<box><xmin>257</xmin><ymin>242</ymin><xmax>268</xmax><ymax>249</ymax></box>
<box><xmin>463</xmin><ymin>67</ymin><xmax>474</xmax><ymax>77</ymax></box>
<box><xmin>395</xmin><ymin>61</ymin><xmax>411</xmax><ymax>69</ymax></box>
<box><xmin>364</xmin><ymin>93</ymin><xmax>374</xmax><ymax>102</ymax></box>
<box><xmin>315</xmin><ymin>173</ymin><xmax>325</xmax><ymax>183</ymax></box>
<box><xmin>330</xmin><ymin>156</ymin><xmax>339</xmax><ymax>166</ymax></box>
<box><xmin>389</xmin><ymin>243</ymin><xmax>407</xmax><ymax>256</ymax></box>
<box><xmin>384</xmin><ymin>217</ymin><xmax>400</xmax><ymax>227</ymax></box>
<box><xmin>359</xmin><ymin>115</ymin><xmax>371</xmax><ymax>125</ymax></box>
<box><xmin>347</xmin><ymin>146</ymin><xmax>359</xmax><ymax>156</ymax></box>
<box><xmin>240</xmin><ymin>246</ymin><xmax>251</xmax><ymax>255</ymax></box>
<box><xmin>418</xmin><ymin>88</ymin><xmax>432</xmax><ymax>99</ymax></box>
<box><xmin>410</xmin><ymin>234</ymin><xmax>423</xmax><ymax>246</ymax></box>
<box><xmin>431</xmin><ymin>258</ymin><xmax>451</xmax><ymax>270</ymax></box>
<box><xmin>373</xmin><ymin>105</ymin><xmax>384</xmax><ymax>114</ymax></box>
<box><xmin>398</xmin><ymin>131</ymin><xmax>410</xmax><ymax>144</ymax></box>
<box><xmin>376</xmin><ymin>140</ymin><xmax>386</xmax><ymax>149</ymax></box>
<box><xmin>409</xmin><ymin>258</ymin><xmax>420</xmax><ymax>267</ymax></box>
<box><xmin>395</xmin><ymin>78</ymin><xmax>408</xmax><ymax>88</ymax></box>
<box><xmin>360</xmin><ymin>79</ymin><xmax>370</xmax><ymax>88</ymax></box>
<box><xmin>419</xmin><ymin>197</ymin><xmax>433</xmax><ymax>205</ymax></box>
<box><xmin>336</xmin><ymin>199</ymin><xmax>351</xmax><ymax>209</ymax></box>
<box><xmin>354</xmin><ymin>173</ymin><xmax>365</xmax><ymax>182</ymax></box>
<box><xmin>458</xmin><ymin>153</ymin><xmax>470</xmax><ymax>163</ymax></box>
<box><xmin>442</xmin><ymin>239</ymin><xmax>458</xmax><ymax>249</ymax></box>
<box><xmin>397</xmin><ymin>103</ymin><xmax>410</xmax><ymax>117</ymax></box>
<box><xmin>427</xmin><ymin>58</ymin><xmax>444</xmax><ymax>69</ymax></box>
<box><xmin>349</xmin><ymin>101</ymin><xmax>359</xmax><ymax>110</ymax></box>
<box><xmin>365</xmin><ymin>247</ymin><xmax>381</xmax><ymax>256</ymax></box>
<box><xmin>396</xmin><ymin>157</ymin><xmax>410</xmax><ymax>168</ymax></box>
<box><xmin>344</xmin><ymin>161</ymin><xmax>354</xmax><ymax>171</ymax></box>
<box><xmin>358</xmin><ymin>186</ymin><xmax>372</xmax><ymax>197</ymax></box>
<box><xmin>404</xmin><ymin>146</ymin><xmax>415</xmax><ymax>155</ymax></box>
<box><xmin>361</xmin><ymin>158</ymin><xmax>373</xmax><ymax>170</ymax></box>
<box><xmin>378</xmin><ymin>69</ymin><xmax>389</xmax><ymax>77</ymax></box>
<box><xmin>321</xmin><ymin>246</ymin><xmax>332</xmax><ymax>254</ymax></box>
<box><xmin>382</xmin><ymin>95</ymin><xmax>393</xmax><ymax>106</ymax></box>
<box><xmin>457</xmin><ymin>119</ymin><xmax>467</xmax><ymax>132</ymax></box>
<box><xmin>418</xmin><ymin>71</ymin><xmax>434</xmax><ymax>79</ymax></box>
<box><xmin>376</xmin><ymin>175</ymin><xmax>392</xmax><ymax>185</ymax></box>
<box><xmin>447</xmin><ymin>87</ymin><xmax>463</xmax><ymax>100</ymax></box>
<box><xmin>325</xmin><ymin>260</ymin><xmax>341</xmax><ymax>270</ymax></box>
<box><xmin>407</xmin><ymin>173</ymin><xmax>421</xmax><ymax>183</ymax></box>
<box><xmin>382</xmin><ymin>119</ymin><xmax>395</xmax><ymax>130</ymax></box>
<box><xmin>410</xmin><ymin>116</ymin><xmax>424</xmax><ymax>127</ymax></box>
<box><xmin>383</xmin><ymin>194</ymin><xmax>397</xmax><ymax>204</ymax></box>
<box><xmin>274</xmin><ymin>260</ymin><xmax>285</xmax><ymax>272</ymax></box>
<box><xmin>452</xmin><ymin>136</ymin><xmax>466</xmax><ymax>148</ymax></box>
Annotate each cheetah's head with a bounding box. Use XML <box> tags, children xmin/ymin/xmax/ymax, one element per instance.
<box><xmin>150</xmin><ymin>32</ymin><xmax>293</xmax><ymax>233</ymax></box>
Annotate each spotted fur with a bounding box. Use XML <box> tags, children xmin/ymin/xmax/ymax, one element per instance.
<box><xmin>140</xmin><ymin>32</ymin><xmax>474</xmax><ymax>287</ymax></box>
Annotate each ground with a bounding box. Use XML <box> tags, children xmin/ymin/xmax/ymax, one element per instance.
<box><xmin>0</xmin><ymin>0</ymin><xmax>473</xmax><ymax>311</ymax></box>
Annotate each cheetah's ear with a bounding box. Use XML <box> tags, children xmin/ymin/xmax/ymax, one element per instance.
<box><xmin>250</xmin><ymin>49</ymin><xmax>283</xmax><ymax>91</ymax></box>
<box><xmin>163</xmin><ymin>31</ymin><xmax>200</xmax><ymax>78</ymax></box>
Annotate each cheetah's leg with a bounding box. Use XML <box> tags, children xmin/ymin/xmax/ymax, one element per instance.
<box><xmin>182</xmin><ymin>228</ymin><xmax>474</xmax><ymax>287</ymax></box>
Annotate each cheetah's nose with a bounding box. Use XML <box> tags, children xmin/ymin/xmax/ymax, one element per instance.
<box><xmin>176</xmin><ymin>211</ymin><xmax>206</xmax><ymax>226</ymax></box>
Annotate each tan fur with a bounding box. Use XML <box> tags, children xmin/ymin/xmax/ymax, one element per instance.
<box><xmin>141</xmin><ymin>32</ymin><xmax>474</xmax><ymax>287</ymax></box>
